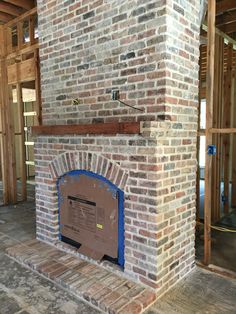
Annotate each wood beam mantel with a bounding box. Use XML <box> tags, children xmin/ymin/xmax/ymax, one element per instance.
<box><xmin>31</xmin><ymin>122</ymin><xmax>141</xmax><ymax>136</ymax></box>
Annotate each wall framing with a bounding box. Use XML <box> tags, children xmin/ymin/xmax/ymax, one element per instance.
<box><xmin>0</xmin><ymin>7</ymin><xmax>40</xmax><ymax>204</ymax></box>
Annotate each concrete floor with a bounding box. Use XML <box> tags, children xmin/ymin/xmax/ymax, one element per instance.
<box><xmin>0</xmin><ymin>201</ymin><xmax>99</xmax><ymax>314</ymax></box>
<box><xmin>196</xmin><ymin>179</ymin><xmax>236</xmax><ymax>272</ymax></box>
<box><xmin>0</xmin><ymin>200</ymin><xmax>236</xmax><ymax>313</ymax></box>
<box><xmin>196</xmin><ymin>227</ymin><xmax>236</xmax><ymax>273</ymax></box>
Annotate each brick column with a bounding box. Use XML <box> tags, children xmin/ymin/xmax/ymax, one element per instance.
<box><xmin>35</xmin><ymin>0</ymin><xmax>203</xmax><ymax>293</ymax></box>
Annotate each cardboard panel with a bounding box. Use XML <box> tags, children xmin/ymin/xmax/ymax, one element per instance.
<box><xmin>59</xmin><ymin>173</ymin><xmax>119</xmax><ymax>260</ymax></box>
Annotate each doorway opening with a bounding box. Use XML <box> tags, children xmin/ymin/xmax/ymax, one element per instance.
<box><xmin>0</xmin><ymin>6</ymin><xmax>40</xmax><ymax>205</ymax></box>
<box><xmin>196</xmin><ymin>3</ymin><xmax>236</xmax><ymax>274</ymax></box>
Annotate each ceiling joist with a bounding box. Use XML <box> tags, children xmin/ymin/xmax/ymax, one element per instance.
<box><xmin>0</xmin><ymin>11</ymin><xmax>14</xmax><ymax>23</ymax></box>
<box><xmin>220</xmin><ymin>21</ymin><xmax>236</xmax><ymax>35</ymax></box>
<box><xmin>216</xmin><ymin>10</ymin><xmax>236</xmax><ymax>26</ymax></box>
<box><xmin>0</xmin><ymin>2</ymin><xmax>24</xmax><ymax>17</ymax></box>
<box><xmin>2</xmin><ymin>0</ymin><xmax>34</xmax><ymax>11</ymax></box>
<box><xmin>0</xmin><ymin>0</ymin><xmax>35</xmax><ymax>24</ymax></box>
<box><xmin>217</xmin><ymin>1</ymin><xmax>236</xmax><ymax>15</ymax></box>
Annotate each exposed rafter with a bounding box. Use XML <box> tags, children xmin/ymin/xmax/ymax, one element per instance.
<box><xmin>202</xmin><ymin>23</ymin><xmax>236</xmax><ymax>49</ymax></box>
<box><xmin>0</xmin><ymin>2</ymin><xmax>24</xmax><ymax>17</ymax></box>
<box><xmin>0</xmin><ymin>11</ymin><xmax>14</xmax><ymax>23</ymax></box>
<box><xmin>2</xmin><ymin>0</ymin><xmax>34</xmax><ymax>11</ymax></box>
<box><xmin>220</xmin><ymin>21</ymin><xmax>236</xmax><ymax>34</ymax></box>
<box><xmin>216</xmin><ymin>10</ymin><xmax>236</xmax><ymax>26</ymax></box>
<box><xmin>217</xmin><ymin>1</ymin><xmax>236</xmax><ymax>14</ymax></box>
<box><xmin>0</xmin><ymin>1</ymin><xmax>35</xmax><ymax>25</ymax></box>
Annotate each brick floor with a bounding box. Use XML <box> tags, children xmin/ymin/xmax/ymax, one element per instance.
<box><xmin>7</xmin><ymin>239</ymin><xmax>157</xmax><ymax>314</ymax></box>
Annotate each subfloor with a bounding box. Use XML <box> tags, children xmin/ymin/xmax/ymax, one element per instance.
<box><xmin>196</xmin><ymin>224</ymin><xmax>236</xmax><ymax>273</ymax></box>
<box><xmin>197</xmin><ymin>180</ymin><xmax>236</xmax><ymax>272</ymax></box>
<box><xmin>0</xmin><ymin>181</ymin><xmax>35</xmax><ymax>206</ymax></box>
<box><xmin>0</xmin><ymin>200</ymin><xmax>236</xmax><ymax>313</ymax></box>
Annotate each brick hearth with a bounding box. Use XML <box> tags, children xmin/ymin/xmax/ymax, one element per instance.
<box><xmin>7</xmin><ymin>240</ymin><xmax>156</xmax><ymax>314</ymax></box>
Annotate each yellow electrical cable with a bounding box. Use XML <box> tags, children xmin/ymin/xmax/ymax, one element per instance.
<box><xmin>210</xmin><ymin>225</ymin><xmax>236</xmax><ymax>233</ymax></box>
<box><xmin>196</xmin><ymin>221</ymin><xmax>236</xmax><ymax>233</ymax></box>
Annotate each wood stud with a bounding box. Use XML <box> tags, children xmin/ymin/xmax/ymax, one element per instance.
<box><xmin>204</xmin><ymin>0</ymin><xmax>216</xmax><ymax>265</ymax></box>
<box><xmin>200</xmin><ymin>1</ymin><xmax>236</xmax><ymax>266</ymax></box>
<box><xmin>0</xmin><ymin>7</ymin><xmax>39</xmax><ymax>204</ymax></box>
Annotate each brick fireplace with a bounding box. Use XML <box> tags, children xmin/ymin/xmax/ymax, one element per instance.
<box><xmin>35</xmin><ymin>0</ymin><xmax>203</xmax><ymax>294</ymax></box>
<box><xmin>57</xmin><ymin>165</ymin><xmax>125</xmax><ymax>267</ymax></box>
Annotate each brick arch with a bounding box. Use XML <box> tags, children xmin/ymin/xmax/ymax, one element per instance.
<box><xmin>49</xmin><ymin>151</ymin><xmax>128</xmax><ymax>190</ymax></box>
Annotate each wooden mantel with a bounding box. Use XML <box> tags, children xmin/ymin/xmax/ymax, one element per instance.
<box><xmin>31</xmin><ymin>122</ymin><xmax>141</xmax><ymax>136</ymax></box>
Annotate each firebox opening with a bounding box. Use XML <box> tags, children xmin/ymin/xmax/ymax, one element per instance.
<box><xmin>57</xmin><ymin>170</ymin><xmax>125</xmax><ymax>268</ymax></box>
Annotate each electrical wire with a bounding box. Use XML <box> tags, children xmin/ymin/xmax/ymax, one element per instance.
<box><xmin>118</xmin><ymin>99</ymin><xmax>144</xmax><ymax>112</ymax></box>
<box><xmin>210</xmin><ymin>225</ymin><xmax>236</xmax><ymax>233</ymax></box>
<box><xmin>196</xmin><ymin>221</ymin><xmax>236</xmax><ymax>233</ymax></box>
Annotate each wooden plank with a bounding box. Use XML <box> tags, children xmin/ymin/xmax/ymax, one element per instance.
<box><xmin>217</xmin><ymin>37</ymin><xmax>225</xmax><ymax>221</ymax></box>
<box><xmin>34</xmin><ymin>49</ymin><xmax>41</xmax><ymax>125</ymax></box>
<box><xmin>5</xmin><ymin>7</ymin><xmax>37</xmax><ymax>27</ymax></box>
<box><xmin>7</xmin><ymin>84</ymin><xmax>17</xmax><ymax>203</ymax></box>
<box><xmin>210</xmin><ymin>128</ymin><xmax>236</xmax><ymax>133</ymax></box>
<box><xmin>6</xmin><ymin>26</ymin><xmax>12</xmax><ymax>55</ymax></box>
<box><xmin>220</xmin><ymin>21</ymin><xmax>236</xmax><ymax>35</ymax></box>
<box><xmin>231</xmin><ymin>65</ymin><xmax>236</xmax><ymax>207</ymax></box>
<box><xmin>216</xmin><ymin>1</ymin><xmax>236</xmax><ymax>14</ymax></box>
<box><xmin>0</xmin><ymin>60</ymin><xmax>9</xmax><ymax>204</ymax></box>
<box><xmin>211</xmin><ymin>34</ymin><xmax>219</xmax><ymax>223</ymax></box>
<box><xmin>0</xmin><ymin>26</ymin><xmax>9</xmax><ymax>204</ymax></box>
<box><xmin>0</xmin><ymin>12</ymin><xmax>14</xmax><ymax>23</ymax></box>
<box><xmin>16</xmin><ymin>83</ymin><xmax>27</xmax><ymax>201</ymax></box>
<box><xmin>0</xmin><ymin>59</ymin><xmax>17</xmax><ymax>203</ymax></box>
<box><xmin>202</xmin><ymin>23</ymin><xmax>236</xmax><ymax>49</ymax></box>
<box><xmin>196</xmin><ymin>261</ymin><xmax>236</xmax><ymax>280</ymax></box>
<box><xmin>7</xmin><ymin>58</ymin><xmax>35</xmax><ymax>84</ymax></box>
<box><xmin>216</xmin><ymin>36</ymin><xmax>225</xmax><ymax>220</ymax></box>
<box><xmin>204</xmin><ymin>0</ymin><xmax>216</xmax><ymax>266</ymax></box>
<box><xmin>3</xmin><ymin>0</ymin><xmax>34</xmax><ymax>11</ymax></box>
<box><xmin>29</xmin><ymin>16</ymin><xmax>35</xmax><ymax>44</ymax></box>
<box><xmin>223</xmin><ymin>44</ymin><xmax>233</xmax><ymax>214</ymax></box>
<box><xmin>0</xmin><ymin>2</ymin><xmax>24</xmax><ymax>16</ymax></box>
<box><xmin>6</xmin><ymin>42</ymin><xmax>39</xmax><ymax>60</ymax></box>
<box><xmin>17</xmin><ymin>21</ymin><xmax>23</xmax><ymax>50</ymax></box>
<box><xmin>31</xmin><ymin>122</ymin><xmax>141</xmax><ymax>136</ymax></box>
<box><xmin>0</xmin><ymin>25</ymin><xmax>5</xmax><ymax>57</ymax></box>
<box><xmin>216</xmin><ymin>9</ymin><xmax>236</xmax><ymax>26</ymax></box>
<box><xmin>196</xmin><ymin>45</ymin><xmax>203</xmax><ymax>223</ymax></box>
<box><xmin>198</xmin><ymin>129</ymin><xmax>206</xmax><ymax>136</ymax></box>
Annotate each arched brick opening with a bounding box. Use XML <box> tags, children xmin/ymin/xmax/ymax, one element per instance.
<box><xmin>49</xmin><ymin>151</ymin><xmax>129</xmax><ymax>191</ymax></box>
<box><xmin>45</xmin><ymin>151</ymin><xmax>129</xmax><ymax>268</ymax></box>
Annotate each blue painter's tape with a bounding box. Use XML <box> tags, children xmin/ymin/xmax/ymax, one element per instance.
<box><xmin>57</xmin><ymin>170</ymin><xmax>125</xmax><ymax>268</ymax></box>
